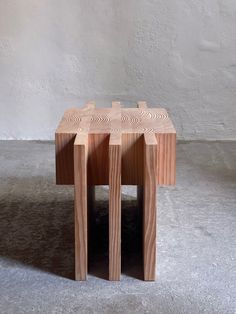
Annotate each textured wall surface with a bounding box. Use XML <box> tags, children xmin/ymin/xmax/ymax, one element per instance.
<box><xmin>0</xmin><ymin>0</ymin><xmax>235</xmax><ymax>140</ymax></box>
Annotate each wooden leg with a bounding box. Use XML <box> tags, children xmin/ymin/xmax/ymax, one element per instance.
<box><xmin>109</xmin><ymin>133</ymin><xmax>122</xmax><ymax>280</ymax></box>
<box><xmin>74</xmin><ymin>134</ymin><xmax>88</xmax><ymax>280</ymax></box>
<box><xmin>143</xmin><ymin>133</ymin><xmax>157</xmax><ymax>281</ymax></box>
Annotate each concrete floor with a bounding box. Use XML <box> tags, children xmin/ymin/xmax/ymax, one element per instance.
<box><xmin>0</xmin><ymin>141</ymin><xmax>235</xmax><ymax>314</ymax></box>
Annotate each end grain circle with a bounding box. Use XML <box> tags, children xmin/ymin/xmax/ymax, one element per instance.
<box><xmin>63</xmin><ymin>114</ymin><xmax>81</xmax><ymax>123</ymax></box>
<box><xmin>91</xmin><ymin>115</ymin><xmax>111</xmax><ymax>123</ymax></box>
<box><xmin>121</xmin><ymin>114</ymin><xmax>142</xmax><ymax>124</ymax></box>
<box><xmin>140</xmin><ymin>110</ymin><xmax>168</xmax><ymax>120</ymax></box>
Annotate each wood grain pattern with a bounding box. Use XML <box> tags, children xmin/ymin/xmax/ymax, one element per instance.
<box><xmin>121</xmin><ymin>133</ymin><xmax>144</xmax><ymax>185</ymax></box>
<box><xmin>55</xmin><ymin>101</ymin><xmax>176</xmax><ymax>281</ymax></box>
<box><xmin>143</xmin><ymin>133</ymin><xmax>157</xmax><ymax>281</ymax></box>
<box><xmin>156</xmin><ymin>133</ymin><xmax>176</xmax><ymax>185</ymax></box>
<box><xmin>56</xmin><ymin>103</ymin><xmax>175</xmax><ymax>186</ymax></box>
<box><xmin>109</xmin><ymin>133</ymin><xmax>122</xmax><ymax>280</ymax></box>
<box><xmin>55</xmin><ymin>132</ymin><xmax>76</xmax><ymax>184</ymax></box>
<box><xmin>87</xmin><ymin>134</ymin><xmax>109</xmax><ymax>185</ymax></box>
<box><xmin>74</xmin><ymin>133</ymin><xmax>88</xmax><ymax>280</ymax></box>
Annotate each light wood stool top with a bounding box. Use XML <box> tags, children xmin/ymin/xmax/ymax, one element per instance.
<box><xmin>56</xmin><ymin>101</ymin><xmax>176</xmax><ymax>186</ymax></box>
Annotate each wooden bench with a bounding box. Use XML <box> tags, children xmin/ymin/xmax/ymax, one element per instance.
<box><xmin>55</xmin><ymin>101</ymin><xmax>176</xmax><ymax>281</ymax></box>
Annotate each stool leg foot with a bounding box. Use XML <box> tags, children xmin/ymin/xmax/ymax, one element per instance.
<box><xmin>143</xmin><ymin>134</ymin><xmax>157</xmax><ymax>281</ymax></box>
<box><xmin>74</xmin><ymin>134</ymin><xmax>88</xmax><ymax>280</ymax></box>
<box><xmin>109</xmin><ymin>133</ymin><xmax>122</xmax><ymax>280</ymax></box>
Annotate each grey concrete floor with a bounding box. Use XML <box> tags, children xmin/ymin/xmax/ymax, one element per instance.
<box><xmin>0</xmin><ymin>140</ymin><xmax>236</xmax><ymax>314</ymax></box>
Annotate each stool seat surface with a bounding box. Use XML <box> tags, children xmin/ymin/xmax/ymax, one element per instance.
<box><xmin>55</xmin><ymin>103</ymin><xmax>176</xmax><ymax>186</ymax></box>
<box><xmin>56</xmin><ymin>107</ymin><xmax>176</xmax><ymax>135</ymax></box>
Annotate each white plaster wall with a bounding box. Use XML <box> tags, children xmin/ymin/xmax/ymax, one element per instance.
<box><xmin>0</xmin><ymin>0</ymin><xmax>235</xmax><ymax>140</ymax></box>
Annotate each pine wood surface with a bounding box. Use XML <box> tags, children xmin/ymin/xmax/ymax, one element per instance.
<box><xmin>55</xmin><ymin>101</ymin><xmax>176</xmax><ymax>281</ymax></box>
<box><xmin>74</xmin><ymin>133</ymin><xmax>88</xmax><ymax>280</ymax></box>
<box><xmin>109</xmin><ymin>133</ymin><xmax>122</xmax><ymax>280</ymax></box>
<box><xmin>143</xmin><ymin>133</ymin><xmax>158</xmax><ymax>280</ymax></box>
<box><xmin>56</xmin><ymin>102</ymin><xmax>176</xmax><ymax>186</ymax></box>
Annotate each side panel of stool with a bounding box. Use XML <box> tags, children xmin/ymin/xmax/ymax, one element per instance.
<box><xmin>109</xmin><ymin>133</ymin><xmax>122</xmax><ymax>280</ymax></box>
<box><xmin>156</xmin><ymin>133</ymin><xmax>176</xmax><ymax>185</ymax></box>
<box><xmin>121</xmin><ymin>133</ymin><xmax>143</xmax><ymax>185</ymax></box>
<box><xmin>88</xmin><ymin>134</ymin><xmax>109</xmax><ymax>185</ymax></box>
<box><xmin>74</xmin><ymin>133</ymin><xmax>88</xmax><ymax>280</ymax></box>
<box><xmin>55</xmin><ymin>132</ymin><xmax>76</xmax><ymax>184</ymax></box>
<box><xmin>143</xmin><ymin>133</ymin><xmax>157</xmax><ymax>281</ymax></box>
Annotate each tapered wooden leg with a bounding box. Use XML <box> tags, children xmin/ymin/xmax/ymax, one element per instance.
<box><xmin>143</xmin><ymin>133</ymin><xmax>157</xmax><ymax>281</ymax></box>
<box><xmin>109</xmin><ymin>133</ymin><xmax>122</xmax><ymax>280</ymax></box>
<box><xmin>74</xmin><ymin>133</ymin><xmax>88</xmax><ymax>280</ymax></box>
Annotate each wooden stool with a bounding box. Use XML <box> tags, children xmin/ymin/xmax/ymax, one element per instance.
<box><xmin>55</xmin><ymin>101</ymin><xmax>176</xmax><ymax>281</ymax></box>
